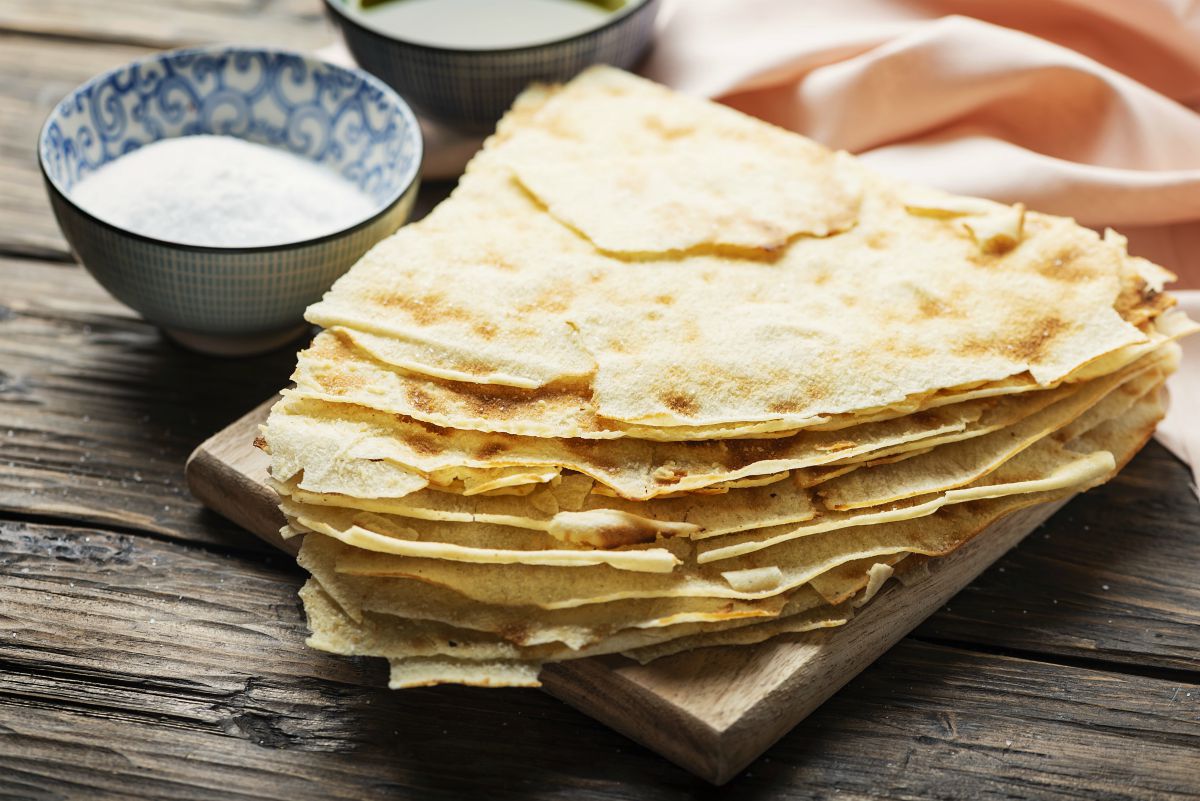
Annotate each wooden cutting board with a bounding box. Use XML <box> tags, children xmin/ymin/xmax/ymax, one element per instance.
<box><xmin>186</xmin><ymin>396</ymin><xmax>1070</xmax><ymax>784</ymax></box>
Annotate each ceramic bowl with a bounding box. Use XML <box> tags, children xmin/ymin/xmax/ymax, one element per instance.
<box><xmin>324</xmin><ymin>0</ymin><xmax>661</xmax><ymax>133</ymax></box>
<box><xmin>39</xmin><ymin>45</ymin><xmax>423</xmax><ymax>356</ymax></box>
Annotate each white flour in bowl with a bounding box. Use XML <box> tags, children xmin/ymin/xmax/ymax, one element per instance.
<box><xmin>69</xmin><ymin>135</ymin><xmax>378</xmax><ymax>248</ymax></box>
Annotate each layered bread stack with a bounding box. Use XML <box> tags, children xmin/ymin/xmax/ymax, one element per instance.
<box><xmin>261</xmin><ymin>67</ymin><xmax>1195</xmax><ymax>688</ymax></box>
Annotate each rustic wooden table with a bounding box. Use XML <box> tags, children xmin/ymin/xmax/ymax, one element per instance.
<box><xmin>1</xmin><ymin>3</ymin><xmax>1198</xmax><ymax>799</ymax></box>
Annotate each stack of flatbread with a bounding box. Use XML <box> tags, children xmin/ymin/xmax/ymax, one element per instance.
<box><xmin>261</xmin><ymin>67</ymin><xmax>1196</xmax><ymax>689</ymax></box>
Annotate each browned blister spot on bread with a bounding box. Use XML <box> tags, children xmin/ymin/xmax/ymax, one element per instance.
<box><xmin>765</xmin><ymin>372</ymin><xmax>829</xmax><ymax>414</ymax></box>
<box><xmin>956</xmin><ymin>316</ymin><xmax>1069</xmax><ymax>365</ymax></box>
<box><xmin>472</xmin><ymin>321</ymin><xmax>499</xmax><ymax>340</ymax></box>
<box><xmin>474</xmin><ymin>440</ymin><xmax>511</xmax><ymax>460</ymax></box>
<box><xmin>366</xmin><ymin>290</ymin><xmax>473</xmax><ymax>326</ymax></box>
<box><xmin>1012</xmin><ymin>316</ymin><xmax>1068</xmax><ymax>362</ymax></box>
<box><xmin>404</xmin><ymin>384</ymin><xmax>436</xmax><ymax>414</ymax></box>
<box><xmin>661</xmin><ymin>392</ymin><xmax>700</xmax><ymax>417</ymax></box>
<box><xmin>401</xmin><ymin>428</ymin><xmax>441</xmax><ymax>456</ymax></box>
<box><xmin>309</xmin><ymin>364</ymin><xmax>367</xmax><ymax>395</ymax></box>
<box><xmin>481</xmin><ymin>249</ymin><xmax>518</xmax><ymax>272</ymax></box>
<box><xmin>517</xmin><ymin>287</ymin><xmax>571</xmax><ymax>315</ymax></box>
<box><xmin>914</xmin><ymin>290</ymin><xmax>959</xmax><ymax>320</ymax></box>
<box><xmin>427</xmin><ymin>381</ymin><xmax>591</xmax><ymax>425</ymax></box>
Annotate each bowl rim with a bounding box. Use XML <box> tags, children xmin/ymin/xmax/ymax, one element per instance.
<box><xmin>324</xmin><ymin>0</ymin><xmax>654</xmax><ymax>56</ymax></box>
<box><xmin>37</xmin><ymin>43</ymin><xmax>424</xmax><ymax>256</ymax></box>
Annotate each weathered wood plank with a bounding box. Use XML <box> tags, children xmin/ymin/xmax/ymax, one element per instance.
<box><xmin>0</xmin><ymin>255</ymin><xmax>298</xmax><ymax>549</ymax></box>
<box><xmin>0</xmin><ymin>0</ymin><xmax>330</xmax><ymax>51</ymax></box>
<box><xmin>916</xmin><ymin>442</ymin><xmax>1200</xmax><ymax>673</ymax></box>
<box><xmin>1</xmin><ymin>2</ymin><xmax>1189</xmax><ymax>795</ymax></box>
<box><xmin>758</xmin><ymin>638</ymin><xmax>1199</xmax><ymax>801</ymax></box>
<box><xmin>0</xmin><ymin>518</ymin><xmax>709</xmax><ymax>800</ymax></box>
<box><xmin>0</xmin><ymin>33</ymin><xmax>159</xmax><ymax>258</ymax></box>
<box><xmin>1</xmin><ymin>519</ymin><xmax>1197</xmax><ymax>799</ymax></box>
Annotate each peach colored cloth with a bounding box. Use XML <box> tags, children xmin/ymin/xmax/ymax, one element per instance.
<box><xmin>324</xmin><ymin>2</ymin><xmax>1200</xmax><ymax>486</ymax></box>
<box><xmin>642</xmin><ymin>0</ymin><xmax>1200</xmax><ymax>487</ymax></box>
<box><xmin>645</xmin><ymin>0</ymin><xmax>1200</xmax><ymax>288</ymax></box>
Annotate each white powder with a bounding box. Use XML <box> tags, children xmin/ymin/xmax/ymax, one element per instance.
<box><xmin>70</xmin><ymin>135</ymin><xmax>378</xmax><ymax>248</ymax></box>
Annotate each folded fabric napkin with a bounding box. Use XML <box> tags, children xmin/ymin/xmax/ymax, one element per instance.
<box><xmin>321</xmin><ymin>0</ymin><xmax>1200</xmax><ymax>492</ymax></box>
<box><xmin>645</xmin><ymin>0</ymin><xmax>1200</xmax><ymax>289</ymax></box>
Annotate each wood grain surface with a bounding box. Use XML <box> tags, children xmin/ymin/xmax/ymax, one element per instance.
<box><xmin>1</xmin><ymin>5</ymin><xmax>1198</xmax><ymax>799</ymax></box>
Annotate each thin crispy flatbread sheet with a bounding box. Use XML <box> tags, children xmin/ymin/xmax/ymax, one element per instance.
<box><xmin>265</xmin><ymin>432</ymin><xmax>429</xmax><ymax>499</ymax></box>
<box><xmin>303</xmin><ymin>67</ymin><xmax>1161</xmax><ymax>436</ymax></box>
<box><xmin>498</xmin><ymin>69</ymin><xmax>867</xmax><ymax>254</ymax></box>
<box><xmin>1057</xmin><ymin>305</ymin><xmax>1191</xmax><ymax>382</ymax></box>
<box><xmin>621</xmin><ymin>606</ymin><xmax>851</xmax><ymax>666</ymax></box>
<box><xmin>303</xmin><ymin>295</ymin><xmax>1184</xmax><ymax>454</ymax></box>
<box><xmin>1053</xmin><ymin>368</ymin><xmax>1168</xmax><ymax>443</ymax></box>
<box><xmin>297</xmin><ymin>533</ymin><xmax>793</xmax><ymax>649</ymax></box>
<box><xmin>810</xmin><ymin>555</ymin><xmax>908</xmax><ymax>606</ymax></box>
<box><xmin>792</xmin><ymin>445</ymin><xmax>939</xmax><ymax>489</ymax></box>
<box><xmin>272</xmin><ymin>373</ymin><xmax>985</xmax><ymax>496</ymax></box>
<box><xmin>305</xmin><ymin>580</ymin><xmax>533</xmax><ymax>661</ymax></box>
<box><xmin>817</xmin><ymin>363</ymin><xmax>1169</xmax><ymax>511</ymax></box>
<box><xmin>787</xmin><ymin>447</ymin><xmax>933</xmax><ymax>490</ymax></box>
<box><xmin>303</xmin><ymin>578</ymin><xmax>831</xmax><ymax>666</ymax></box>
<box><xmin>503</xmin><ymin>131</ymin><xmax>861</xmax><ymax>255</ymax></box>
<box><xmin>281</xmin><ymin>499</ymin><xmax>684</xmax><ymax>573</ymax></box>
<box><xmin>301</xmin><ymin>373</ymin><xmax>1168</xmax><ymax>683</ymax></box>
<box><xmin>704</xmin><ymin>380</ymin><xmax>1167</xmax><ymax>564</ymax></box>
<box><xmin>696</xmin><ymin>439</ymin><xmax>1114</xmax><ymax>564</ymax></box>
<box><xmin>563</xmin><ymin>185</ymin><xmax>1148</xmax><ymax>429</ymax></box>
<box><xmin>427</xmin><ymin>464</ymin><xmax>561</xmax><ymax>495</ymax></box>
<box><xmin>1066</xmin><ymin>385</ymin><xmax>1167</xmax><ymax>461</ymax></box>
<box><xmin>337</xmin><ymin>325</ymin><xmax>594</xmax><ymax>391</ymax></box>
<box><xmin>388</xmin><ymin>656</ymin><xmax>542</xmax><ymax>689</ymax></box>
<box><xmin>296</xmin><ymin>83</ymin><xmax>577</xmax><ymax>396</ymax></box>
<box><xmin>267</xmin><ymin>344</ymin><xmax>1141</xmax><ymax>502</ymax></box>
<box><xmin>270</xmin><ymin>349</ymin><xmax>1165</xmax><ymax>556</ymax></box>
<box><xmin>334</xmin><ymin>442</ymin><xmax>1116</xmax><ymax>609</ymax></box>
<box><xmin>289</xmin><ymin>308</ymin><xmax>1188</xmax><ymax>445</ymax></box>
<box><xmin>291</xmin><ymin>327</ymin><xmax>1018</xmax><ymax>443</ymax></box>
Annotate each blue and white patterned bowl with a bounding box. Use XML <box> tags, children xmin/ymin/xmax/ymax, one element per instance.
<box><xmin>39</xmin><ymin>45</ymin><xmax>423</xmax><ymax>356</ymax></box>
<box><xmin>325</xmin><ymin>0</ymin><xmax>661</xmax><ymax>133</ymax></box>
